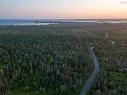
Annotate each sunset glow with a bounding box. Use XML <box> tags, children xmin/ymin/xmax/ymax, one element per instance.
<box><xmin>0</xmin><ymin>0</ymin><xmax>127</xmax><ymax>19</ymax></box>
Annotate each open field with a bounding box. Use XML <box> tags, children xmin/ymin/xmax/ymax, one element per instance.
<box><xmin>0</xmin><ymin>23</ymin><xmax>127</xmax><ymax>95</ymax></box>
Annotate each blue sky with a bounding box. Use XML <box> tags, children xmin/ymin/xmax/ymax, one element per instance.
<box><xmin>0</xmin><ymin>0</ymin><xmax>127</xmax><ymax>19</ymax></box>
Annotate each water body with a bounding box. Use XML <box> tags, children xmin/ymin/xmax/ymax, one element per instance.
<box><xmin>0</xmin><ymin>19</ymin><xmax>58</xmax><ymax>26</ymax></box>
<box><xmin>65</xmin><ymin>20</ymin><xmax>127</xmax><ymax>23</ymax></box>
<box><xmin>97</xmin><ymin>20</ymin><xmax>127</xmax><ymax>23</ymax></box>
<box><xmin>0</xmin><ymin>19</ymin><xmax>127</xmax><ymax>26</ymax></box>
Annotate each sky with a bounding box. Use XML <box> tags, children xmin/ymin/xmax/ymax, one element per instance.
<box><xmin>0</xmin><ymin>0</ymin><xmax>127</xmax><ymax>19</ymax></box>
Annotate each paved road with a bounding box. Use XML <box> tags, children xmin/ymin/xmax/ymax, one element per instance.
<box><xmin>80</xmin><ymin>47</ymin><xmax>101</xmax><ymax>95</ymax></box>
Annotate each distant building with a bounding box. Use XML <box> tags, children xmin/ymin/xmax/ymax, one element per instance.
<box><xmin>111</xmin><ymin>40</ymin><xmax>116</xmax><ymax>48</ymax></box>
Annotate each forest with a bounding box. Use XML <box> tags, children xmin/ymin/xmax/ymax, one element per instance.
<box><xmin>0</xmin><ymin>23</ymin><xmax>127</xmax><ymax>95</ymax></box>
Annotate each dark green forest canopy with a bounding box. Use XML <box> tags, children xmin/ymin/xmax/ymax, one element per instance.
<box><xmin>0</xmin><ymin>24</ymin><xmax>127</xmax><ymax>95</ymax></box>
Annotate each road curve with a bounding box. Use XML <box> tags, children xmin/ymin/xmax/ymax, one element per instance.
<box><xmin>80</xmin><ymin>47</ymin><xmax>101</xmax><ymax>95</ymax></box>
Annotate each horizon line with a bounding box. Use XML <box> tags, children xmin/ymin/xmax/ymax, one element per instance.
<box><xmin>0</xmin><ymin>18</ymin><xmax>127</xmax><ymax>20</ymax></box>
